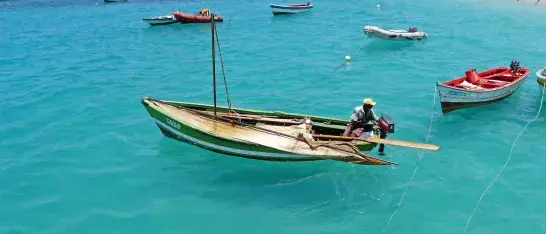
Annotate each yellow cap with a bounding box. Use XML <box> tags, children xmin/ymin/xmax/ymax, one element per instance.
<box><xmin>363</xmin><ymin>98</ymin><xmax>376</xmax><ymax>106</ymax></box>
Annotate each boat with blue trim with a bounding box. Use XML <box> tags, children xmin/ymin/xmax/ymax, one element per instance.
<box><xmin>143</xmin><ymin>14</ymin><xmax>178</xmax><ymax>26</ymax></box>
<box><xmin>269</xmin><ymin>2</ymin><xmax>313</xmax><ymax>15</ymax></box>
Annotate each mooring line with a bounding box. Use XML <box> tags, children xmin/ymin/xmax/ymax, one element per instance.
<box><xmin>463</xmin><ymin>84</ymin><xmax>546</xmax><ymax>233</ymax></box>
<box><xmin>380</xmin><ymin>84</ymin><xmax>438</xmax><ymax>234</ymax></box>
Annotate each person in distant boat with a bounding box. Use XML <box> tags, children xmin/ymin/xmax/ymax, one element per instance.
<box><xmin>199</xmin><ymin>8</ymin><xmax>210</xmax><ymax>16</ymax></box>
<box><xmin>306</xmin><ymin>2</ymin><xmax>311</xmax><ymax>5</ymax></box>
<box><xmin>510</xmin><ymin>60</ymin><xmax>521</xmax><ymax>73</ymax></box>
<box><xmin>408</xmin><ymin>27</ymin><xmax>418</xmax><ymax>32</ymax></box>
<box><xmin>343</xmin><ymin>98</ymin><xmax>379</xmax><ymax>137</ymax></box>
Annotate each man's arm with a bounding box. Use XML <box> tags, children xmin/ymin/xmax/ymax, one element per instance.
<box><xmin>371</xmin><ymin>110</ymin><xmax>380</xmax><ymax>122</ymax></box>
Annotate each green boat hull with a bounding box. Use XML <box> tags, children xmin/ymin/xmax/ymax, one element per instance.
<box><xmin>141</xmin><ymin>97</ymin><xmax>378</xmax><ymax>162</ymax></box>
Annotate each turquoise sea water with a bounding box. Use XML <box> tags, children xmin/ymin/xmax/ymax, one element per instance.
<box><xmin>2</xmin><ymin>0</ymin><xmax>546</xmax><ymax>233</ymax></box>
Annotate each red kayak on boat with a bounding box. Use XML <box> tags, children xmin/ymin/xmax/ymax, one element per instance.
<box><xmin>172</xmin><ymin>11</ymin><xmax>223</xmax><ymax>23</ymax></box>
<box><xmin>436</xmin><ymin>60</ymin><xmax>530</xmax><ymax>113</ymax></box>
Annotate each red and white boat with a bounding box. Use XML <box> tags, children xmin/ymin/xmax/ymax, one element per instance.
<box><xmin>172</xmin><ymin>12</ymin><xmax>223</xmax><ymax>23</ymax></box>
<box><xmin>436</xmin><ymin>61</ymin><xmax>530</xmax><ymax>113</ymax></box>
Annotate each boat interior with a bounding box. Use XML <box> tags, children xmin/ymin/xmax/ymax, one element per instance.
<box><xmin>147</xmin><ymin>99</ymin><xmax>377</xmax><ymax>141</ymax></box>
<box><xmin>176</xmin><ymin>101</ymin><xmax>351</xmax><ymax>136</ymax></box>
<box><xmin>444</xmin><ymin>67</ymin><xmax>529</xmax><ymax>90</ymax></box>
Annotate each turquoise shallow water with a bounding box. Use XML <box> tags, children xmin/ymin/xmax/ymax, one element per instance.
<box><xmin>2</xmin><ymin>0</ymin><xmax>546</xmax><ymax>233</ymax></box>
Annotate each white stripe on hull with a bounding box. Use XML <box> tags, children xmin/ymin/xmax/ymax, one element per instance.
<box><xmin>154</xmin><ymin>118</ymin><xmax>317</xmax><ymax>160</ymax></box>
<box><xmin>143</xmin><ymin>19</ymin><xmax>176</xmax><ymax>23</ymax></box>
<box><xmin>436</xmin><ymin>77</ymin><xmax>526</xmax><ymax>104</ymax></box>
<box><xmin>272</xmin><ymin>8</ymin><xmax>311</xmax><ymax>14</ymax></box>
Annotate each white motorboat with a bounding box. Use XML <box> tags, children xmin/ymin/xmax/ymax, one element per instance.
<box><xmin>364</xmin><ymin>25</ymin><xmax>427</xmax><ymax>40</ymax></box>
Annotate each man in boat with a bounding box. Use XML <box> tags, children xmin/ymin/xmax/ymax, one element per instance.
<box><xmin>408</xmin><ymin>27</ymin><xmax>418</xmax><ymax>32</ymax></box>
<box><xmin>343</xmin><ymin>98</ymin><xmax>389</xmax><ymax>155</ymax></box>
<box><xmin>510</xmin><ymin>60</ymin><xmax>521</xmax><ymax>73</ymax></box>
<box><xmin>198</xmin><ymin>8</ymin><xmax>210</xmax><ymax>16</ymax></box>
<box><xmin>343</xmin><ymin>98</ymin><xmax>379</xmax><ymax>138</ymax></box>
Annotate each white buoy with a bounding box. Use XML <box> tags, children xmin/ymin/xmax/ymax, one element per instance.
<box><xmin>376</xmin><ymin>4</ymin><xmax>381</xmax><ymax>8</ymax></box>
<box><xmin>344</xmin><ymin>56</ymin><xmax>351</xmax><ymax>67</ymax></box>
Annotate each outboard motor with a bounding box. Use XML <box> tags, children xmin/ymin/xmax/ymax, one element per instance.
<box><xmin>378</xmin><ymin>115</ymin><xmax>395</xmax><ymax>133</ymax></box>
<box><xmin>510</xmin><ymin>60</ymin><xmax>520</xmax><ymax>73</ymax></box>
<box><xmin>377</xmin><ymin>115</ymin><xmax>395</xmax><ymax>154</ymax></box>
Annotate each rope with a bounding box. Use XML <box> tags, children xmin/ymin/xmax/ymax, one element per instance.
<box><xmin>380</xmin><ymin>84</ymin><xmax>438</xmax><ymax>234</ymax></box>
<box><xmin>462</xmin><ymin>84</ymin><xmax>546</xmax><ymax>233</ymax></box>
<box><xmin>213</xmin><ymin>19</ymin><xmax>232</xmax><ymax>110</ymax></box>
<box><xmin>228</xmin><ymin>109</ymin><xmax>242</xmax><ymax>123</ymax></box>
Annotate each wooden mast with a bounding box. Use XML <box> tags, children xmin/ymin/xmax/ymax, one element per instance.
<box><xmin>211</xmin><ymin>12</ymin><xmax>217</xmax><ymax>118</ymax></box>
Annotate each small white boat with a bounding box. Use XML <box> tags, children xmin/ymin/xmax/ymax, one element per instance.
<box><xmin>143</xmin><ymin>14</ymin><xmax>178</xmax><ymax>26</ymax></box>
<box><xmin>363</xmin><ymin>26</ymin><xmax>427</xmax><ymax>40</ymax></box>
<box><xmin>269</xmin><ymin>2</ymin><xmax>313</xmax><ymax>15</ymax></box>
<box><xmin>537</xmin><ymin>67</ymin><xmax>546</xmax><ymax>87</ymax></box>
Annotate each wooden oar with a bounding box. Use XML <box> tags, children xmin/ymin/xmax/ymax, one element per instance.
<box><xmin>193</xmin><ymin>107</ymin><xmax>438</xmax><ymax>151</ymax></box>
<box><xmin>312</xmin><ymin>134</ymin><xmax>439</xmax><ymax>151</ymax></box>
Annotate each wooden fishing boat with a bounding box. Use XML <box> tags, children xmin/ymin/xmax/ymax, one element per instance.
<box><xmin>537</xmin><ymin>67</ymin><xmax>546</xmax><ymax>87</ymax></box>
<box><xmin>142</xmin><ymin>98</ymin><xmax>398</xmax><ymax>164</ymax></box>
<box><xmin>172</xmin><ymin>11</ymin><xmax>223</xmax><ymax>23</ymax></box>
<box><xmin>269</xmin><ymin>2</ymin><xmax>313</xmax><ymax>15</ymax></box>
<box><xmin>141</xmin><ymin>12</ymin><xmax>439</xmax><ymax>166</ymax></box>
<box><xmin>142</xmin><ymin>14</ymin><xmax>177</xmax><ymax>26</ymax></box>
<box><xmin>436</xmin><ymin>61</ymin><xmax>530</xmax><ymax>113</ymax></box>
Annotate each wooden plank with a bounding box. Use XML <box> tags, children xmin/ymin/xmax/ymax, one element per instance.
<box><xmin>312</xmin><ymin>134</ymin><xmax>439</xmax><ymax>151</ymax></box>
